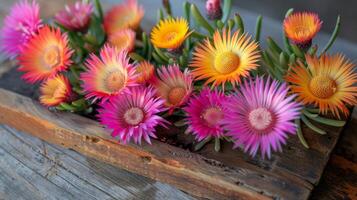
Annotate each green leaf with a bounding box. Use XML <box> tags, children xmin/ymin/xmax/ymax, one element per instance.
<box><xmin>142</xmin><ymin>32</ymin><xmax>149</xmax><ymax>56</ymax></box>
<box><xmin>303</xmin><ymin>109</ymin><xmax>319</xmax><ymax>118</ymax></box>
<box><xmin>59</xmin><ymin>103</ymin><xmax>76</xmax><ymax>112</ymax></box>
<box><xmin>214</xmin><ymin>137</ymin><xmax>221</xmax><ymax>152</ymax></box>
<box><xmin>283</xmin><ymin>8</ymin><xmax>294</xmax><ymax>53</ymax></box>
<box><xmin>227</xmin><ymin>19</ymin><xmax>235</xmax><ymax>30</ymax></box>
<box><xmin>94</xmin><ymin>0</ymin><xmax>104</xmax><ymax>22</ymax></box>
<box><xmin>191</xmin><ymin>31</ymin><xmax>207</xmax><ymax>39</ymax></box>
<box><xmin>307</xmin><ymin>115</ymin><xmax>346</xmax><ymax>127</ymax></box>
<box><xmin>216</xmin><ymin>20</ymin><xmax>224</xmax><ymax>29</ymax></box>
<box><xmin>154</xmin><ymin>47</ymin><xmax>169</xmax><ymax>62</ymax></box>
<box><xmin>295</xmin><ymin>119</ymin><xmax>310</xmax><ymax>148</ymax></box>
<box><xmin>183</xmin><ymin>2</ymin><xmax>191</xmax><ymax>21</ymax></box>
<box><xmin>152</xmin><ymin>52</ymin><xmax>165</xmax><ymax>64</ymax></box>
<box><xmin>301</xmin><ymin>115</ymin><xmax>327</xmax><ymax>135</ymax></box>
<box><xmin>222</xmin><ymin>0</ymin><xmax>232</xmax><ymax>23</ymax></box>
<box><xmin>191</xmin><ymin>4</ymin><xmax>214</xmax><ymax>34</ymax></box>
<box><xmin>234</xmin><ymin>13</ymin><xmax>244</xmax><ymax>33</ymax></box>
<box><xmin>194</xmin><ymin>136</ymin><xmax>212</xmax><ymax>151</ymax></box>
<box><xmin>162</xmin><ymin>0</ymin><xmax>172</xmax><ymax>16</ymax></box>
<box><xmin>267</xmin><ymin>37</ymin><xmax>283</xmax><ymax>55</ymax></box>
<box><xmin>308</xmin><ymin>45</ymin><xmax>318</xmax><ymax>56</ymax></box>
<box><xmin>279</xmin><ymin>52</ymin><xmax>288</xmax><ymax>68</ymax></box>
<box><xmin>129</xmin><ymin>53</ymin><xmax>145</xmax><ymax>62</ymax></box>
<box><xmin>291</xmin><ymin>44</ymin><xmax>304</xmax><ymax>59</ymax></box>
<box><xmin>321</xmin><ymin>15</ymin><xmax>341</xmax><ymax>55</ymax></box>
<box><xmin>157</xmin><ymin>9</ymin><xmax>165</xmax><ymax>21</ymax></box>
<box><xmin>254</xmin><ymin>15</ymin><xmax>263</xmax><ymax>42</ymax></box>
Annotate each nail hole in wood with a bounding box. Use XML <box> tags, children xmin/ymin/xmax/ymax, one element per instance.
<box><xmin>141</xmin><ymin>156</ymin><xmax>152</xmax><ymax>163</ymax></box>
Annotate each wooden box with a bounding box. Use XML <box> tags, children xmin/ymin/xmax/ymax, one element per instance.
<box><xmin>0</xmin><ymin>59</ymin><xmax>348</xmax><ymax>200</ymax></box>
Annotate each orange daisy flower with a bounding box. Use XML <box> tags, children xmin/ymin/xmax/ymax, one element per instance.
<box><xmin>190</xmin><ymin>29</ymin><xmax>260</xmax><ymax>88</ymax></box>
<box><xmin>104</xmin><ymin>0</ymin><xmax>144</xmax><ymax>35</ymax></box>
<box><xmin>283</xmin><ymin>12</ymin><xmax>322</xmax><ymax>44</ymax></box>
<box><xmin>108</xmin><ymin>28</ymin><xmax>136</xmax><ymax>52</ymax></box>
<box><xmin>18</xmin><ymin>26</ymin><xmax>73</xmax><ymax>83</ymax></box>
<box><xmin>286</xmin><ymin>54</ymin><xmax>357</xmax><ymax>118</ymax></box>
<box><xmin>135</xmin><ymin>61</ymin><xmax>155</xmax><ymax>84</ymax></box>
<box><xmin>39</xmin><ymin>75</ymin><xmax>72</xmax><ymax>107</ymax></box>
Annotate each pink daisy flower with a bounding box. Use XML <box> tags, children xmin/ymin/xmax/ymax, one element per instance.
<box><xmin>54</xmin><ymin>1</ymin><xmax>93</xmax><ymax>32</ymax></box>
<box><xmin>223</xmin><ymin>77</ymin><xmax>301</xmax><ymax>158</ymax></box>
<box><xmin>152</xmin><ymin>64</ymin><xmax>193</xmax><ymax>114</ymax></box>
<box><xmin>0</xmin><ymin>0</ymin><xmax>42</xmax><ymax>58</ymax></box>
<box><xmin>98</xmin><ymin>87</ymin><xmax>168</xmax><ymax>144</ymax></box>
<box><xmin>184</xmin><ymin>88</ymin><xmax>228</xmax><ymax>141</ymax></box>
<box><xmin>80</xmin><ymin>45</ymin><xmax>137</xmax><ymax>102</ymax></box>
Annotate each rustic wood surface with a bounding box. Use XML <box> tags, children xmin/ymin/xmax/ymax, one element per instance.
<box><xmin>0</xmin><ymin>125</ymin><xmax>194</xmax><ymax>200</ymax></box>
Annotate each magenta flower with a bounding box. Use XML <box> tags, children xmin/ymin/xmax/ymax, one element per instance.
<box><xmin>184</xmin><ymin>88</ymin><xmax>228</xmax><ymax>141</ymax></box>
<box><xmin>223</xmin><ymin>77</ymin><xmax>301</xmax><ymax>158</ymax></box>
<box><xmin>0</xmin><ymin>0</ymin><xmax>42</xmax><ymax>58</ymax></box>
<box><xmin>54</xmin><ymin>1</ymin><xmax>93</xmax><ymax>32</ymax></box>
<box><xmin>98</xmin><ymin>87</ymin><xmax>168</xmax><ymax>144</ymax></box>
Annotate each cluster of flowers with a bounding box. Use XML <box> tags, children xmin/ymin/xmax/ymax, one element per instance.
<box><xmin>1</xmin><ymin>0</ymin><xmax>356</xmax><ymax>159</ymax></box>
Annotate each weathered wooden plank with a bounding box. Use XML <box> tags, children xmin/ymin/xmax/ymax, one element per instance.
<box><xmin>0</xmin><ymin>128</ymin><xmax>116</xmax><ymax>200</ymax></box>
<box><xmin>0</xmin><ymin>88</ymin><xmax>311</xmax><ymax>200</ymax></box>
<box><xmin>0</xmin><ymin>147</ymin><xmax>77</xmax><ymax>200</ymax></box>
<box><xmin>310</xmin><ymin>155</ymin><xmax>357</xmax><ymax>200</ymax></box>
<box><xmin>2</xmin><ymin>125</ymin><xmax>195</xmax><ymax>200</ymax></box>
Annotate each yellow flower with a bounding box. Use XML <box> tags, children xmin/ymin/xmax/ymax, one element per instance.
<box><xmin>39</xmin><ymin>75</ymin><xmax>72</xmax><ymax>107</ymax></box>
<box><xmin>151</xmin><ymin>17</ymin><xmax>191</xmax><ymax>49</ymax></box>
<box><xmin>283</xmin><ymin>12</ymin><xmax>322</xmax><ymax>44</ymax></box>
<box><xmin>286</xmin><ymin>54</ymin><xmax>357</xmax><ymax>118</ymax></box>
<box><xmin>190</xmin><ymin>29</ymin><xmax>260</xmax><ymax>88</ymax></box>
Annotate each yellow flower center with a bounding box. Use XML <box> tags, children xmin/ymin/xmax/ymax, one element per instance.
<box><xmin>202</xmin><ymin>107</ymin><xmax>223</xmax><ymax>127</ymax></box>
<box><xmin>309</xmin><ymin>75</ymin><xmax>337</xmax><ymax>99</ymax></box>
<box><xmin>42</xmin><ymin>45</ymin><xmax>61</xmax><ymax>69</ymax></box>
<box><xmin>214</xmin><ymin>51</ymin><xmax>240</xmax><ymax>74</ymax></box>
<box><xmin>168</xmin><ymin>87</ymin><xmax>186</xmax><ymax>105</ymax></box>
<box><xmin>165</xmin><ymin>31</ymin><xmax>177</xmax><ymax>42</ymax></box>
<box><xmin>52</xmin><ymin>86</ymin><xmax>64</xmax><ymax>99</ymax></box>
<box><xmin>249</xmin><ymin>107</ymin><xmax>273</xmax><ymax>132</ymax></box>
<box><xmin>104</xmin><ymin>71</ymin><xmax>126</xmax><ymax>93</ymax></box>
<box><xmin>294</xmin><ymin>26</ymin><xmax>310</xmax><ymax>36</ymax></box>
<box><xmin>124</xmin><ymin>107</ymin><xmax>144</xmax><ymax>126</ymax></box>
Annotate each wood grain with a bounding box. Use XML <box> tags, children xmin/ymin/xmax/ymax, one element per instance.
<box><xmin>0</xmin><ymin>125</ymin><xmax>194</xmax><ymax>200</ymax></box>
<box><xmin>0</xmin><ymin>88</ymin><xmax>314</xmax><ymax>200</ymax></box>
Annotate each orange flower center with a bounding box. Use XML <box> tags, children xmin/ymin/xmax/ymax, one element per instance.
<box><xmin>165</xmin><ymin>32</ymin><xmax>177</xmax><ymax>42</ymax></box>
<box><xmin>214</xmin><ymin>51</ymin><xmax>240</xmax><ymax>74</ymax></box>
<box><xmin>168</xmin><ymin>87</ymin><xmax>186</xmax><ymax>105</ymax></box>
<box><xmin>202</xmin><ymin>107</ymin><xmax>223</xmax><ymax>127</ymax></box>
<box><xmin>309</xmin><ymin>75</ymin><xmax>337</xmax><ymax>99</ymax></box>
<box><xmin>124</xmin><ymin>107</ymin><xmax>144</xmax><ymax>126</ymax></box>
<box><xmin>249</xmin><ymin>107</ymin><xmax>273</xmax><ymax>132</ymax></box>
<box><xmin>42</xmin><ymin>45</ymin><xmax>61</xmax><ymax>69</ymax></box>
<box><xmin>104</xmin><ymin>71</ymin><xmax>126</xmax><ymax>93</ymax></box>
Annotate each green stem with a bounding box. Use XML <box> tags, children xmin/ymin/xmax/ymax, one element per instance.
<box><xmin>94</xmin><ymin>0</ymin><xmax>104</xmax><ymax>22</ymax></box>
